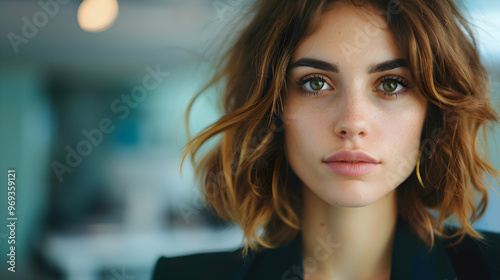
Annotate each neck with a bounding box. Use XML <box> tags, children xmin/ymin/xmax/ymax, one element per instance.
<box><xmin>300</xmin><ymin>185</ymin><xmax>398</xmax><ymax>280</ymax></box>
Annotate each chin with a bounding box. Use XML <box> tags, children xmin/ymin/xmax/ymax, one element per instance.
<box><xmin>320</xmin><ymin>180</ymin><xmax>388</xmax><ymax>208</ymax></box>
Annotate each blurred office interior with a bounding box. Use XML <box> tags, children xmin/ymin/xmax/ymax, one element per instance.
<box><xmin>0</xmin><ymin>0</ymin><xmax>500</xmax><ymax>279</ymax></box>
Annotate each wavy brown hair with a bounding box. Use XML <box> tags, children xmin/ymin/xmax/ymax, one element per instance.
<box><xmin>181</xmin><ymin>0</ymin><xmax>500</xmax><ymax>257</ymax></box>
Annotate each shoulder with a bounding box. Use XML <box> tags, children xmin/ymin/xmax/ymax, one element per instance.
<box><xmin>443</xmin><ymin>227</ymin><xmax>500</xmax><ymax>279</ymax></box>
<box><xmin>475</xmin><ymin>229</ymin><xmax>500</xmax><ymax>250</ymax></box>
<box><xmin>457</xmin><ymin>228</ymin><xmax>500</xmax><ymax>260</ymax></box>
<box><xmin>474</xmin><ymin>229</ymin><xmax>500</xmax><ymax>277</ymax></box>
<box><xmin>152</xmin><ymin>248</ymin><xmax>249</xmax><ymax>280</ymax></box>
<box><xmin>443</xmin><ymin>225</ymin><xmax>500</xmax><ymax>251</ymax></box>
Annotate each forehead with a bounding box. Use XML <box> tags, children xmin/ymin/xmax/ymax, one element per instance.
<box><xmin>293</xmin><ymin>2</ymin><xmax>403</xmax><ymax>66</ymax></box>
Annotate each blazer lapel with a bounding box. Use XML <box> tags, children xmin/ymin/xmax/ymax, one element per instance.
<box><xmin>238</xmin><ymin>215</ymin><xmax>457</xmax><ymax>280</ymax></box>
<box><xmin>390</xmin><ymin>216</ymin><xmax>457</xmax><ymax>280</ymax></box>
<box><xmin>239</xmin><ymin>233</ymin><xmax>303</xmax><ymax>280</ymax></box>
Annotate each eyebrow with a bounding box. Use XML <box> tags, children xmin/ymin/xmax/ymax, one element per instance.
<box><xmin>368</xmin><ymin>58</ymin><xmax>407</xmax><ymax>74</ymax></box>
<box><xmin>288</xmin><ymin>58</ymin><xmax>339</xmax><ymax>72</ymax></box>
<box><xmin>288</xmin><ymin>57</ymin><xmax>407</xmax><ymax>74</ymax></box>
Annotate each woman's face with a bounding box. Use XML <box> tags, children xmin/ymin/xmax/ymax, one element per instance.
<box><xmin>283</xmin><ymin>2</ymin><xmax>428</xmax><ymax>207</ymax></box>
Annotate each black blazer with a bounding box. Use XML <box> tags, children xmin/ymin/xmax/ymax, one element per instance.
<box><xmin>153</xmin><ymin>216</ymin><xmax>500</xmax><ymax>280</ymax></box>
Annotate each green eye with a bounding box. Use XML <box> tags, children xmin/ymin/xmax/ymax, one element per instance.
<box><xmin>382</xmin><ymin>80</ymin><xmax>398</xmax><ymax>92</ymax></box>
<box><xmin>310</xmin><ymin>78</ymin><xmax>325</xmax><ymax>91</ymax></box>
<box><xmin>375</xmin><ymin>76</ymin><xmax>409</xmax><ymax>97</ymax></box>
<box><xmin>298</xmin><ymin>75</ymin><xmax>333</xmax><ymax>94</ymax></box>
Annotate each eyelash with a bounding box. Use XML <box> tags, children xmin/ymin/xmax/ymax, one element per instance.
<box><xmin>297</xmin><ymin>74</ymin><xmax>332</xmax><ymax>97</ymax></box>
<box><xmin>296</xmin><ymin>74</ymin><xmax>410</xmax><ymax>98</ymax></box>
<box><xmin>377</xmin><ymin>75</ymin><xmax>410</xmax><ymax>98</ymax></box>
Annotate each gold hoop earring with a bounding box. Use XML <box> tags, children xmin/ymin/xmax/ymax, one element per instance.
<box><xmin>416</xmin><ymin>148</ymin><xmax>425</xmax><ymax>188</ymax></box>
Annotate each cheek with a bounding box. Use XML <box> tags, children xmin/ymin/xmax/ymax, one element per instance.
<box><xmin>381</xmin><ymin>108</ymin><xmax>426</xmax><ymax>167</ymax></box>
<box><xmin>283</xmin><ymin>110</ymin><xmax>309</xmax><ymax>155</ymax></box>
<box><xmin>283</xmin><ymin>103</ymin><xmax>329</xmax><ymax>152</ymax></box>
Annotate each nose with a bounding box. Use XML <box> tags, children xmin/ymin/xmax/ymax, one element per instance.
<box><xmin>333</xmin><ymin>90</ymin><xmax>370</xmax><ymax>140</ymax></box>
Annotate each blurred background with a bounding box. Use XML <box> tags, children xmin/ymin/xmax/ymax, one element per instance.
<box><xmin>0</xmin><ymin>0</ymin><xmax>499</xmax><ymax>279</ymax></box>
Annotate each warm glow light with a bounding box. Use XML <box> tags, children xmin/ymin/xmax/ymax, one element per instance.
<box><xmin>77</xmin><ymin>0</ymin><xmax>119</xmax><ymax>32</ymax></box>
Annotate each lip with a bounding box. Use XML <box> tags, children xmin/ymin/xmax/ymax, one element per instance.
<box><xmin>323</xmin><ymin>149</ymin><xmax>380</xmax><ymax>176</ymax></box>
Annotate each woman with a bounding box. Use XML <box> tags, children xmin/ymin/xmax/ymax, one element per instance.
<box><xmin>154</xmin><ymin>0</ymin><xmax>500</xmax><ymax>279</ymax></box>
